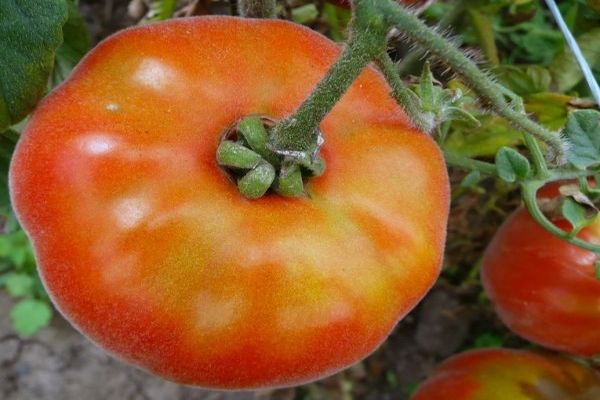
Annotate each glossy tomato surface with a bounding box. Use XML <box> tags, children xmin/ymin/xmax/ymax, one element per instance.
<box><xmin>9</xmin><ymin>17</ymin><xmax>449</xmax><ymax>388</ymax></box>
<box><xmin>411</xmin><ymin>348</ymin><xmax>600</xmax><ymax>400</ymax></box>
<box><xmin>482</xmin><ymin>187</ymin><xmax>600</xmax><ymax>357</ymax></box>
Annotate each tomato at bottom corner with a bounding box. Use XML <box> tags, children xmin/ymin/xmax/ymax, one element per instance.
<box><xmin>8</xmin><ymin>16</ymin><xmax>449</xmax><ymax>389</ymax></box>
<box><xmin>410</xmin><ymin>348</ymin><xmax>600</xmax><ymax>400</ymax></box>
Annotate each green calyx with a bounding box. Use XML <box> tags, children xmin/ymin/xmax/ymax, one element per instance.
<box><xmin>217</xmin><ymin>116</ymin><xmax>325</xmax><ymax>200</ymax></box>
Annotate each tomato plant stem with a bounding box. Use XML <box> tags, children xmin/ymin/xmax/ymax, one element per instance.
<box><xmin>376</xmin><ymin>52</ymin><xmax>433</xmax><ymax>132</ymax></box>
<box><xmin>269</xmin><ymin>38</ymin><xmax>374</xmax><ymax>153</ymax></box>
<box><xmin>522</xmin><ymin>135</ymin><xmax>550</xmax><ymax>179</ymax></box>
<box><xmin>444</xmin><ymin>151</ymin><xmax>497</xmax><ymax>176</ymax></box>
<box><xmin>445</xmin><ymin>151</ymin><xmax>597</xmax><ymax>182</ymax></box>
<box><xmin>270</xmin><ymin>0</ymin><xmax>565</xmax><ymax>166</ymax></box>
<box><xmin>521</xmin><ymin>181</ymin><xmax>600</xmax><ymax>254</ymax></box>
<box><xmin>397</xmin><ymin>0</ymin><xmax>466</xmax><ymax>75</ymax></box>
<box><xmin>269</xmin><ymin>1</ymin><xmax>388</xmax><ymax>154</ymax></box>
<box><xmin>373</xmin><ymin>0</ymin><xmax>566</xmax><ymax>164</ymax></box>
<box><xmin>237</xmin><ymin>0</ymin><xmax>276</xmax><ymax>18</ymax></box>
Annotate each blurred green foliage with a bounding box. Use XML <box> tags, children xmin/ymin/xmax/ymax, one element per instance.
<box><xmin>1</xmin><ymin>0</ymin><xmax>90</xmax><ymax>337</ymax></box>
<box><xmin>426</xmin><ymin>0</ymin><xmax>600</xmax><ymax>159</ymax></box>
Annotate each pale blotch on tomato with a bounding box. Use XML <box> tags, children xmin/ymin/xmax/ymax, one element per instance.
<box><xmin>76</xmin><ymin>133</ymin><xmax>121</xmax><ymax>155</ymax></box>
<box><xmin>277</xmin><ymin>287</ymin><xmax>354</xmax><ymax>331</ymax></box>
<box><xmin>195</xmin><ymin>291</ymin><xmax>247</xmax><ymax>331</ymax></box>
<box><xmin>106</xmin><ymin>103</ymin><xmax>120</xmax><ymax>112</ymax></box>
<box><xmin>112</xmin><ymin>195</ymin><xmax>152</xmax><ymax>230</ymax></box>
<box><xmin>133</xmin><ymin>58</ymin><xmax>180</xmax><ymax>91</ymax></box>
<box><xmin>100</xmin><ymin>252</ymin><xmax>140</xmax><ymax>286</ymax></box>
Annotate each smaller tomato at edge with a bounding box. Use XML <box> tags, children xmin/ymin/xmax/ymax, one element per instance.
<box><xmin>411</xmin><ymin>348</ymin><xmax>600</xmax><ymax>400</ymax></box>
<box><xmin>482</xmin><ymin>183</ymin><xmax>600</xmax><ymax>356</ymax></box>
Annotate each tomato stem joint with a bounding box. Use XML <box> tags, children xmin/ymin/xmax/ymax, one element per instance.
<box><xmin>217</xmin><ymin>116</ymin><xmax>325</xmax><ymax>199</ymax></box>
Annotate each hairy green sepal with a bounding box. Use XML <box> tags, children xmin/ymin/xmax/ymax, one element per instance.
<box><xmin>217</xmin><ymin>117</ymin><xmax>325</xmax><ymax>200</ymax></box>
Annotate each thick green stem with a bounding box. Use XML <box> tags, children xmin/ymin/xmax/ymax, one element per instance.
<box><xmin>522</xmin><ymin>181</ymin><xmax>600</xmax><ymax>254</ymax></box>
<box><xmin>444</xmin><ymin>151</ymin><xmax>497</xmax><ymax>176</ymax></box>
<box><xmin>237</xmin><ymin>0</ymin><xmax>276</xmax><ymax>18</ymax></box>
<box><xmin>269</xmin><ymin>39</ymin><xmax>373</xmax><ymax>152</ymax></box>
<box><xmin>522</xmin><ymin>134</ymin><xmax>549</xmax><ymax>179</ymax></box>
<box><xmin>445</xmin><ymin>149</ymin><xmax>598</xmax><ymax>182</ymax></box>
<box><xmin>397</xmin><ymin>0</ymin><xmax>466</xmax><ymax>74</ymax></box>
<box><xmin>269</xmin><ymin>1</ymin><xmax>388</xmax><ymax>153</ymax></box>
<box><xmin>374</xmin><ymin>0</ymin><xmax>565</xmax><ymax>162</ymax></box>
<box><xmin>505</xmin><ymin>108</ymin><xmax>566</xmax><ymax>165</ymax></box>
<box><xmin>376</xmin><ymin>53</ymin><xmax>433</xmax><ymax>131</ymax></box>
<box><xmin>445</xmin><ymin>150</ymin><xmax>598</xmax><ymax>191</ymax></box>
<box><xmin>550</xmin><ymin>169</ymin><xmax>600</xmax><ymax>181</ymax></box>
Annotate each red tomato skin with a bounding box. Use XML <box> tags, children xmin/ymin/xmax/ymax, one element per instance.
<box><xmin>411</xmin><ymin>348</ymin><xmax>600</xmax><ymax>400</ymax></box>
<box><xmin>482</xmin><ymin>200</ymin><xmax>600</xmax><ymax>356</ymax></box>
<box><xmin>9</xmin><ymin>17</ymin><xmax>449</xmax><ymax>389</ymax></box>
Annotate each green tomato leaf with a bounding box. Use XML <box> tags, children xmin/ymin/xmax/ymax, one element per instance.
<box><xmin>562</xmin><ymin>197</ymin><xmax>595</xmax><ymax>235</ymax></box>
<box><xmin>292</xmin><ymin>4</ymin><xmax>319</xmax><ymax>25</ymax></box>
<box><xmin>0</xmin><ymin>0</ymin><xmax>69</xmax><ymax>130</ymax></box>
<box><xmin>495</xmin><ymin>147</ymin><xmax>531</xmax><ymax>182</ymax></box>
<box><xmin>404</xmin><ymin>382</ymin><xmax>420</xmax><ymax>396</ymax></box>
<box><xmin>446</xmin><ymin>115</ymin><xmax>523</xmax><ymax>158</ymax></box>
<box><xmin>144</xmin><ymin>0</ymin><xmax>176</xmax><ymax>22</ymax></box>
<box><xmin>10</xmin><ymin>299</ymin><xmax>52</xmax><ymax>337</ymax></box>
<box><xmin>524</xmin><ymin>93</ymin><xmax>572</xmax><ymax>131</ymax></box>
<box><xmin>50</xmin><ymin>0</ymin><xmax>91</xmax><ymax>87</ymax></box>
<box><xmin>473</xmin><ymin>332</ymin><xmax>504</xmax><ymax>349</ymax></box>
<box><xmin>0</xmin><ymin>130</ymin><xmax>18</xmax><ymax>210</ymax></box>
<box><xmin>467</xmin><ymin>8</ymin><xmax>499</xmax><ymax>65</ymax></box>
<box><xmin>4</xmin><ymin>272</ymin><xmax>34</xmax><ymax>297</ymax></box>
<box><xmin>417</xmin><ymin>63</ymin><xmax>435</xmax><ymax>111</ymax></box>
<box><xmin>413</xmin><ymin>65</ymin><xmax>479</xmax><ymax>130</ymax></box>
<box><xmin>460</xmin><ymin>170</ymin><xmax>481</xmax><ymax>188</ymax></box>
<box><xmin>563</xmin><ymin>110</ymin><xmax>600</xmax><ymax>170</ymax></box>
<box><xmin>322</xmin><ymin>3</ymin><xmax>351</xmax><ymax>42</ymax></box>
<box><xmin>0</xmin><ymin>229</ymin><xmax>35</xmax><ymax>269</ymax></box>
<box><xmin>0</xmin><ymin>210</ymin><xmax>20</xmax><ymax>236</ymax></box>
<box><xmin>444</xmin><ymin>106</ymin><xmax>480</xmax><ymax>126</ymax></box>
<box><xmin>550</xmin><ymin>28</ymin><xmax>600</xmax><ymax>93</ymax></box>
<box><xmin>494</xmin><ymin>65</ymin><xmax>551</xmax><ymax>97</ymax></box>
<box><xmin>505</xmin><ymin>11</ymin><xmax>565</xmax><ymax>66</ymax></box>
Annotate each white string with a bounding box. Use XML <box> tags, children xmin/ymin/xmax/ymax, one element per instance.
<box><xmin>544</xmin><ymin>0</ymin><xmax>600</xmax><ymax>106</ymax></box>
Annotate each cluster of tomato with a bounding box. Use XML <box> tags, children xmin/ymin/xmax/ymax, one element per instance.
<box><xmin>413</xmin><ymin>179</ymin><xmax>600</xmax><ymax>399</ymax></box>
<box><xmin>8</xmin><ymin>9</ymin><xmax>600</xmax><ymax>399</ymax></box>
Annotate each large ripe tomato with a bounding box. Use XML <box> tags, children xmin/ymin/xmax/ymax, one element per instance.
<box><xmin>482</xmin><ymin>185</ymin><xmax>600</xmax><ymax>356</ymax></box>
<box><xmin>9</xmin><ymin>17</ymin><xmax>449</xmax><ymax>388</ymax></box>
<box><xmin>411</xmin><ymin>348</ymin><xmax>600</xmax><ymax>400</ymax></box>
